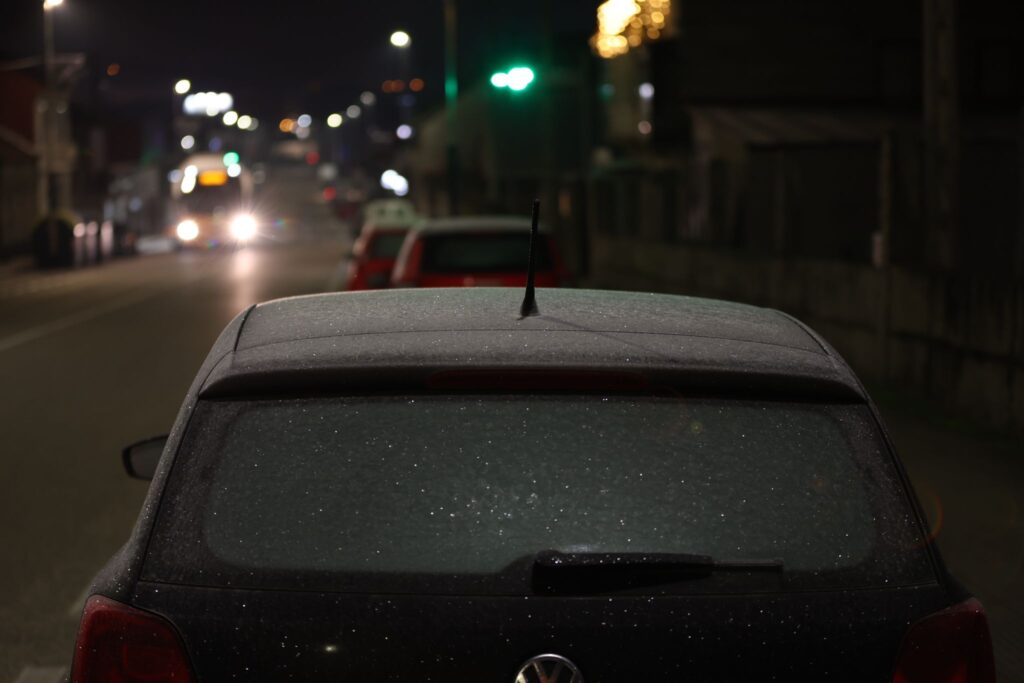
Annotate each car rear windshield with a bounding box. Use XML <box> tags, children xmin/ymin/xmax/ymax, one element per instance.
<box><xmin>144</xmin><ymin>396</ymin><xmax>934</xmax><ymax>594</ymax></box>
<box><xmin>368</xmin><ymin>232</ymin><xmax>408</xmax><ymax>259</ymax></box>
<box><xmin>420</xmin><ymin>232</ymin><xmax>553</xmax><ymax>273</ymax></box>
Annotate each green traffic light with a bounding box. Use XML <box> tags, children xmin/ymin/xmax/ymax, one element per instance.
<box><xmin>490</xmin><ymin>66</ymin><xmax>535</xmax><ymax>91</ymax></box>
<box><xmin>507</xmin><ymin>67</ymin><xmax>535</xmax><ymax>91</ymax></box>
<box><xmin>222</xmin><ymin>151</ymin><xmax>240</xmax><ymax>166</ymax></box>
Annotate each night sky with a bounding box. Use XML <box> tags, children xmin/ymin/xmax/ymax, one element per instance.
<box><xmin>1</xmin><ymin>0</ymin><xmax>596</xmax><ymax>118</ymax></box>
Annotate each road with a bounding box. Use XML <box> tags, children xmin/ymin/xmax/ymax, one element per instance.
<box><xmin>0</xmin><ymin>170</ymin><xmax>1021</xmax><ymax>681</ymax></box>
<box><xmin>0</xmin><ymin>164</ymin><xmax>351</xmax><ymax>682</ymax></box>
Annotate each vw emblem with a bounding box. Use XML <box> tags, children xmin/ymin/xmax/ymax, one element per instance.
<box><xmin>515</xmin><ymin>654</ymin><xmax>583</xmax><ymax>683</ymax></box>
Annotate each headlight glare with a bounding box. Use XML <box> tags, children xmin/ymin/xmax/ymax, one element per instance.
<box><xmin>229</xmin><ymin>214</ymin><xmax>257</xmax><ymax>241</ymax></box>
<box><xmin>176</xmin><ymin>219</ymin><xmax>199</xmax><ymax>242</ymax></box>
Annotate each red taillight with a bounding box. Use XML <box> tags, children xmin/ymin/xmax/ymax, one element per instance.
<box><xmin>72</xmin><ymin>595</ymin><xmax>194</xmax><ymax>683</ymax></box>
<box><xmin>892</xmin><ymin>598</ymin><xmax>995</xmax><ymax>683</ymax></box>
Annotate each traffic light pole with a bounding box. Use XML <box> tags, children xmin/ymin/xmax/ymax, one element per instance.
<box><xmin>444</xmin><ymin>0</ymin><xmax>459</xmax><ymax>215</ymax></box>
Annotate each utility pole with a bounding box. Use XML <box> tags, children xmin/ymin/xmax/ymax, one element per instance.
<box><xmin>444</xmin><ymin>0</ymin><xmax>459</xmax><ymax>215</ymax></box>
<box><xmin>40</xmin><ymin>0</ymin><xmax>63</xmax><ymax>262</ymax></box>
<box><xmin>42</xmin><ymin>0</ymin><xmax>57</xmax><ymax>218</ymax></box>
<box><xmin>922</xmin><ymin>0</ymin><xmax>959</xmax><ymax>271</ymax></box>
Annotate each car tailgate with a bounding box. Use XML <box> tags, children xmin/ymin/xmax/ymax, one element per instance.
<box><xmin>132</xmin><ymin>582</ymin><xmax>948</xmax><ymax>682</ymax></box>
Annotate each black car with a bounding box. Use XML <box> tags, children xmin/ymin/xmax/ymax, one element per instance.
<box><xmin>71</xmin><ymin>288</ymin><xmax>994</xmax><ymax>683</ymax></box>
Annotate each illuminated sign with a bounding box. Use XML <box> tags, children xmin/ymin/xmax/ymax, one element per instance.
<box><xmin>198</xmin><ymin>170</ymin><xmax>228</xmax><ymax>186</ymax></box>
<box><xmin>591</xmin><ymin>0</ymin><xmax>671</xmax><ymax>59</ymax></box>
<box><xmin>183</xmin><ymin>92</ymin><xmax>234</xmax><ymax>117</ymax></box>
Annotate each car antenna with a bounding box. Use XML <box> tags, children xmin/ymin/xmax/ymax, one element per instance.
<box><xmin>519</xmin><ymin>198</ymin><xmax>541</xmax><ymax>318</ymax></box>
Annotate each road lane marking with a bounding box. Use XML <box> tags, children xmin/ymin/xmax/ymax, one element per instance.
<box><xmin>0</xmin><ymin>259</ymin><xmax>223</xmax><ymax>355</ymax></box>
<box><xmin>0</xmin><ymin>287</ymin><xmax>165</xmax><ymax>354</ymax></box>
<box><xmin>12</xmin><ymin>667</ymin><xmax>67</xmax><ymax>683</ymax></box>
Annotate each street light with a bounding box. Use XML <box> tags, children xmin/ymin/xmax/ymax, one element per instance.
<box><xmin>326</xmin><ymin>113</ymin><xmax>343</xmax><ymax>128</ymax></box>
<box><xmin>41</xmin><ymin>0</ymin><xmax>65</xmax><ymax>230</ymax></box>
<box><xmin>174</xmin><ymin>79</ymin><xmax>191</xmax><ymax>95</ymax></box>
<box><xmin>390</xmin><ymin>30</ymin><xmax>411</xmax><ymax>48</ymax></box>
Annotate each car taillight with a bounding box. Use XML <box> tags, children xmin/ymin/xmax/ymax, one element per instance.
<box><xmin>72</xmin><ymin>595</ymin><xmax>194</xmax><ymax>683</ymax></box>
<box><xmin>892</xmin><ymin>598</ymin><xmax>995</xmax><ymax>683</ymax></box>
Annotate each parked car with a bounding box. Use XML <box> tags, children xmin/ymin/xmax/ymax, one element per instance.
<box><xmin>344</xmin><ymin>224</ymin><xmax>411</xmax><ymax>290</ymax></box>
<box><xmin>358</xmin><ymin>198</ymin><xmax>417</xmax><ymax>236</ymax></box>
<box><xmin>390</xmin><ymin>216</ymin><xmax>569</xmax><ymax>288</ymax></box>
<box><xmin>73</xmin><ymin>288</ymin><xmax>994</xmax><ymax>683</ymax></box>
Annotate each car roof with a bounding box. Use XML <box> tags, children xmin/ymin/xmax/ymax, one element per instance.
<box><xmin>361</xmin><ymin>222</ymin><xmax>412</xmax><ymax>234</ymax></box>
<box><xmin>410</xmin><ymin>216</ymin><xmax>548</xmax><ymax>234</ymax></box>
<box><xmin>198</xmin><ymin>288</ymin><xmax>864</xmax><ymax>401</ymax></box>
<box><xmin>362</xmin><ymin>200</ymin><xmax>417</xmax><ymax>225</ymax></box>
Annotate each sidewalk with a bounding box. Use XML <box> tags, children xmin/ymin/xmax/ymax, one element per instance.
<box><xmin>874</xmin><ymin>388</ymin><xmax>1024</xmax><ymax>682</ymax></box>
<box><xmin>0</xmin><ymin>255</ymin><xmax>32</xmax><ymax>280</ymax></box>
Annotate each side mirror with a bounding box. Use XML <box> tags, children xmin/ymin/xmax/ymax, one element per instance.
<box><xmin>122</xmin><ymin>436</ymin><xmax>168</xmax><ymax>480</ymax></box>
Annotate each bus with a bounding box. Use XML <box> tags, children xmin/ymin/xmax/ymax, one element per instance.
<box><xmin>169</xmin><ymin>153</ymin><xmax>257</xmax><ymax>247</ymax></box>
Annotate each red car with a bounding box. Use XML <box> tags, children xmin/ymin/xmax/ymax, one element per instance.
<box><xmin>345</xmin><ymin>224</ymin><xmax>412</xmax><ymax>290</ymax></box>
<box><xmin>390</xmin><ymin>216</ymin><xmax>569</xmax><ymax>288</ymax></box>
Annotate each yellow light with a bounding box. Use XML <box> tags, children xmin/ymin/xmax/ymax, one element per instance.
<box><xmin>198</xmin><ymin>170</ymin><xmax>228</xmax><ymax>186</ymax></box>
<box><xmin>43</xmin><ymin>0</ymin><xmax>64</xmax><ymax>10</ymax></box>
<box><xmin>327</xmin><ymin>113</ymin><xmax>343</xmax><ymax>128</ymax></box>
<box><xmin>591</xmin><ymin>0</ymin><xmax>671</xmax><ymax>59</ymax></box>
<box><xmin>174</xmin><ymin>79</ymin><xmax>191</xmax><ymax>95</ymax></box>
<box><xmin>279</xmin><ymin>118</ymin><xmax>295</xmax><ymax>133</ymax></box>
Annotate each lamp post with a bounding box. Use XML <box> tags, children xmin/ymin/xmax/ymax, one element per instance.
<box><xmin>389</xmin><ymin>29</ymin><xmax>412</xmax><ymax>131</ymax></box>
<box><xmin>41</xmin><ymin>0</ymin><xmax>63</xmax><ymax>251</ymax></box>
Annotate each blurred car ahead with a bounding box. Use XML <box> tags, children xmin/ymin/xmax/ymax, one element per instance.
<box><xmin>390</xmin><ymin>216</ymin><xmax>569</xmax><ymax>288</ymax></box>
<box><xmin>73</xmin><ymin>287</ymin><xmax>994</xmax><ymax>683</ymax></box>
<box><xmin>358</xmin><ymin>198</ymin><xmax>417</xmax><ymax>236</ymax></box>
<box><xmin>344</xmin><ymin>223</ymin><xmax>411</xmax><ymax>290</ymax></box>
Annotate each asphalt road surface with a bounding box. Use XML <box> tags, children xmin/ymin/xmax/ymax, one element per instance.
<box><xmin>0</xmin><ymin>176</ymin><xmax>1021</xmax><ymax>681</ymax></box>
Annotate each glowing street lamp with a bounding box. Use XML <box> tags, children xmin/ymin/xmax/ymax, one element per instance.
<box><xmin>390</xmin><ymin>30</ymin><xmax>411</xmax><ymax>48</ymax></box>
<box><xmin>174</xmin><ymin>79</ymin><xmax>191</xmax><ymax>95</ymax></box>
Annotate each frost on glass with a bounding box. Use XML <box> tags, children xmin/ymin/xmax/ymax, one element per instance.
<box><xmin>198</xmin><ymin>397</ymin><xmax>882</xmax><ymax>575</ymax></box>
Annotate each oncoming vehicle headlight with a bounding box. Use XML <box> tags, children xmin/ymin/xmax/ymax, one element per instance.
<box><xmin>176</xmin><ymin>219</ymin><xmax>199</xmax><ymax>242</ymax></box>
<box><xmin>229</xmin><ymin>214</ymin><xmax>257</xmax><ymax>241</ymax></box>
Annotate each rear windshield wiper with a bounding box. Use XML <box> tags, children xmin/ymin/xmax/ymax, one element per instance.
<box><xmin>532</xmin><ymin>550</ymin><xmax>783</xmax><ymax>593</ymax></box>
